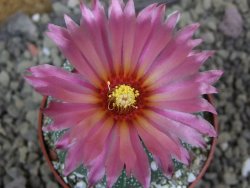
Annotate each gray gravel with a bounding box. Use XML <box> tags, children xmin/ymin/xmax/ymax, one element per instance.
<box><xmin>0</xmin><ymin>0</ymin><xmax>249</xmax><ymax>187</ymax></box>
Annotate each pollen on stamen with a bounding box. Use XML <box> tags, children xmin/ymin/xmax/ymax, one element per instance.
<box><xmin>107</xmin><ymin>81</ymin><xmax>140</xmax><ymax>113</ymax></box>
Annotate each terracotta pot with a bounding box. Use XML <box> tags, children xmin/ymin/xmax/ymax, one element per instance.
<box><xmin>38</xmin><ymin>94</ymin><xmax>218</xmax><ymax>188</ymax></box>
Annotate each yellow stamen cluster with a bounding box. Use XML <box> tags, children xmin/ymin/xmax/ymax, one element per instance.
<box><xmin>108</xmin><ymin>82</ymin><xmax>139</xmax><ymax>111</ymax></box>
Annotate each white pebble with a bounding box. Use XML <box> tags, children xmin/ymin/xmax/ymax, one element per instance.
<box><xmin>32</xmin><ymin>13</ymin><xmax>40</xmax><ymax>22</ymax></box>
<box><xmin>63</xmin><ymin>177</ymin><xmax>68</xmax><ymax>183</ymax></box>
<box><xmin>150</xmin><ymin>161</ymin><xmax>158</xmax><ymax>171</ymax></box>
<box><xmin>187</xmin><ymin>173</ymin><xmax>196</xmax><ymax>182</ymax></box>
<box><xmin>73</xmin><ymin>172</ymin><xmax>84</xmax><ymax>178</ymax></box>
<box><xmin>42</xmin><ymin>47</ymin><xmax>51</xmax><ymax>56</ymax></box>
<box><xmin>220</xmin><ymin>142</ymin><xmax>228</xmax><ymax>151</ymax></box>
<box><xmin>74</xmin><ymin>181</ymin><xmax>86</xmax><ymax>188</ymax></box>
<box><xmin>242</xmin><ymin>158</ymin><xmax>250</xmax><ymax>177</ymax></box>
<box><xmin>175</xmin><ymin>169</ymin><xmax>182</xmax><ymax>178</ymax></box>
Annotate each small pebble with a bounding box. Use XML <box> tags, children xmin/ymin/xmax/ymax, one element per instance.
<box><xmin>150</xmin><ymin>161</ymin><xmax>158</xmax><ymax>171</ymax></box>
<box><xmin>242</xmin><ymin>158</ymin><xmax>250</xmax><ymax>177</ymax></box>
<box><xmin>187</xmin><ymin>173</ymin><xmax>196</xmax><ymax>183</ymax></box>
<box><xmin>32</xmin><ymin>13</ymin><xmax>40</xmax><ymax>22</ymax></box>
<box><xmin>74</xmin><ymin>181</ymin><xmax>86</xmax><ymax>188</ymax></box>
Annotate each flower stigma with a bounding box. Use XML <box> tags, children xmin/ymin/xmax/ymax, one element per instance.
<box><xmin>107</xmin><ymin>81</ymin><xmax>139</xmax><ymax>113</ymax></box>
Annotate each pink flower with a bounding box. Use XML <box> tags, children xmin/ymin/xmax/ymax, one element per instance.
<box><xmin>25</xmin><ymin>0</ymin><xmax>222</xmax><ymax>187</ymax></box>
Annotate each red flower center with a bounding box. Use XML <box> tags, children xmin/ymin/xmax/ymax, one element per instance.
<box><xmin>100</xmin><ymin>77</ymin><xmax>147</xmax><ymax>120</ymax></box>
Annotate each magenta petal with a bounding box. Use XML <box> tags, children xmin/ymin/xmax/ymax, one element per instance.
<box><xmin>137</xmin><ymin>3</ymin><xmax>157</xmax><ymax>20</ymax></box>
<box><xmin>27</xmin><ymin>64</ymin><xmax>95</xmax><ymax>91</ymax></box>
<box><xmin>175</xmin><ymin>23</ymin><xmax>200</xmax><ymax>42</ymax></box>
<box><xmin>130</xmin><ymin>126</ymin><xmax>150</xmax><ymax>188</ymax></box>
<box><xmin>123</xmin><ymin>0</ymin><xmax>136</xmax><ymax>75</ymax></box>
<box><xmin>145</xmin><ymin>110</ymin><xmax>206</xmax><ymax>148</ymax></box>
<box><xmin>192</xmin><ymin>70</ymin><xmax>224</xmax><ymax>84</ymax></box>
<box><xmin>43</xmin><ymin>110</ymin><xmax>96</xmax><ymax>132</ymax></box>
<box><xmin>150</xmin><ymin>51</ymin><xmax>215</xmax><ymax>88</ymax></box>
<box><xmin>88</xmin><ymin>163</ymin><xmax>105</xmax><ymax>187</ymax></box>
<box><xmin>150</xmin><ymin>80</ymin><xmax>217</xmax><ymax>101</ymax></box>
<box><xmin>152</xmin><ymin>108</ymin><xmax>217</xmax><ymax>137</ymax></box>
<box><xmin>55</xmin><ymin>131</ymin><xmax>72</xmax><ymax>150</ymax></box>
<box><xmin>136</xmin><ymin>117</ymin><xmax>181</xmax><ymax>160</ymax></box>
<box><xmin>25</xmin><ymin>76</ymin><xmax>96</xmax><ymax>103</ymax></box>
<box><xmin>136</xmin><ymin>7</ymin><xmax>173</xmax><ymax>78</ymax></box>
<box><xmin>124</xmin><ymin>0</ymin><xmax>135</xmax><ymax>16</ymax></box>
<box><xmin>149</xmin><ymin>97</ymin><xmax>217</xmax><ymax>114</ymax></box>
<box><xmin>43</xmin><ymin>102</ymin><xmax>97</xmax><ymax>117</ymax></box>
<box><xmin>46</xmin><ymin>31</ymin><xmax>102</xmax><ymax>86</ymax></box>
<box><xmin>64</xmin><ymin>26</ymin><xmax>108</xmax><ymax>83</ymax></box>
<box><xmin>87</xmin><ymin>144</ymin><xmax>107</xmax><ymax>186</ymax></box>
<box><xmin>143</xmin><ymin>41</ymin><xmax>198</xmax><ymax>85</ymax></box>
<box><xmin>119</xmin><ymin>122</ymin><xmax>136</xmax><ymax>175</ymax></box>
<box><xmin>135</xmin><ymin>120</ymin><xmax>175</xmax><ymax>177</ymax></box>
<box><xmin>105</xmin><ymin>125</ymin><xmax>124</xmax><ymax>188</ymax></box>
<box><xmin>129</xmin><ymin>4</ymin><xmax>155</xmax><ymax>74</ymax></box>
<box><xmin>166</xmin><ymin>11</ymin><xmax>180</xmax><ymax>29</ymax></box>
<box><xmin>63</xmin><ymin>140</ymin><xmax>83</xmax><ymax>176</ymax></box>
<box><xmin>64</xmin><ymin>14</ymin><xmax>78</xmax><ymax>31</ymax></box>
<box><xmin>83</xmin><ymin>118</ymin><xmax>114</xmax><ymax>164</ymax></box>
<box><xmin>78</xmin><ymin>4</ymin><xmax>110</xmax><ymax>77</ymax></box>
<box><xmin>108</xmin><ymin>0</ymin><xmax>125</xmax><ymax>74</ymax></box>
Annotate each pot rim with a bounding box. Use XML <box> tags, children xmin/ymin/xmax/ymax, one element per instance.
<box><xmin>38</xmin><ymin>94</ymin><xmax>218</xmax><ymax>188</ymax></box>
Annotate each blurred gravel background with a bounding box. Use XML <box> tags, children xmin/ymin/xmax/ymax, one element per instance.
<box><xmin>0</xmin><ymin>0</ymin><xmax>249</xmax><ymax>187</ymax></box>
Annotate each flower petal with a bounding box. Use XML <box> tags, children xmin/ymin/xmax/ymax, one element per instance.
<box><xmin>134</xmin><ymin>118</ymin><xmax>174</xmax><ymax>177</ymax></box>
<box><xmin>92</xmin><ymin>0</ymin><xmax>114</xmax><ymax>73</ymax></box>
<box><xmin>144</xmin><ymin>110</ymin><xmax>206</xmax><ymax>148</ymax></box>
<box><xmin>87</xmin><ymin>128</ymin><xmax>112</xmax><ymax>186</ymax></box>
<box><xmin>148</xmin><ymin>80</ymin><xmax>217</xmax><ymax>102</ymax></box>
<box><xmin>146</xmin><ymin>51</ymin><xmax>215</xmax><ymax>89</ymax></box>
<box><xmin>123</xmin><ymin>0</ymin><xmax>136</xmax><ymax>75</ymax></box>
<box><xmin>46</xmin><ymin>27</ymin><xmax>102</xmax><ymax>87</ymax></box>
<box><xmin>55</xmin><ymin>131</ymin><xmax>72</xmax><ymax>149</ymax></box>
<box><xmin>190</xmin><ymin>70</ymin><xmax>223</xmax><ymax>85</ymax></box>
<box><xmin>166</xmin><ymin>11</ymin><xmax>180</xmax><ymax>29</ymax></box>
<box><xmin>43</xmin><ymin>110</ymin><xmax>96</xmax><ymax>132</ymax></box>
<box><xmin>64</xmin><ymin>15</ymin><xmax>108</xmax><ymax>83</ymax></box>
<box><xmin>83</xmin><ymin>117</ymin><xmax>114</xmax><ymax>164</ymax></box>
<box><xmin>130</xmin><ymin>125</ymin><xmax>150</xmax><ymax>188</ymax></box>
<box><xmin>25</xmin><ymin>76</ymin><xmax>98</xmax><ymax>103</ymax></box>
<box><xmin>27</xmin><ymin>64</ymin><xmax>95</xmax><ymax>91</ymax></box>
<box><xmin>88</xmin><ymin>157</ymin><xmax>106</xmax><ymax>187</ymax></box>
<box><xmin>147</xmin><ymin>97</ymin><xmax>217</xmax><ymax>114</ymax></box>
<box><xmin>151</xmin><ymin>108</ymin><xmax>217</xmax><ymax>136</ymax></box>
<box><xmin>108</xmin><ymin>0</ymin><xmax>125</xmax><ymax>75</ymax></box>
<box><xmin>136</xmin><ymin>6</ymin><xmax>174</xmax><ymax>79</ymax></box>
<box><xmin>105</xmin><ymin>125</ymin><xmax>124</xmax><ymax>188</ymax></box>
<box><xmin>128</xmin><ymin>4</ymin><xmax>156</xmax><ymax>76</ymax></box>
<box><xmin>135</xmin><ymin>117</ymin><xmax>181</xmax><ymax>160</ymax></box>
<box><xmin>119</xmin><ymin>121</ymin><xmax>136</xmax><ymax>175</ymax></box>
<box><xmin>63</xmin><ymin>139</ymin><xmax>84</xmax><ymax>176</ymax></box>
<box><xmin>142</xmin><ymin>24</ymin><xmax>201</xmax><ymax>86</ymax></box>
<box><xmin>43</xmin><ymin>102</ymin><xmax>98</xmax><ymax>117</ymax></box>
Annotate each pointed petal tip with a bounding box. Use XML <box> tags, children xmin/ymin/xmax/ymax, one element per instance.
<box><xmin>212</xmin><ymin>110</ymin><xmax>218</xmax><ymax>115</ymax></box>
<box><xmin>193</xmin><ymin>22</ymin><xmax>200</xmax><ymax>29</ymax></box>
<box><xmin>64</xmin><ymin>14</ymin><xmax>71</xmax><ymax>24</ymax></box>
<box><xmin>168</xmin><ymin>10</ymin><xmax>181</xmax><ymax>20</ymax></box>
<box><xmin>24</xmin><ymin>75</ymin><xmax>34</xmax><ymax>85</ymax></box>
<box><xmin>208</xmin><ymin>127</ymin><xmax>217</xmax><ymax>137</ymax></box>
<box><xmin>63</xmin><ymin>168</ymin><xmax>71</xmax><ymax>177</ymax></box>
<box><xmin>124</xmin><ymin>0</ymin><xmax>135</xmax><ymax>15</ymax></box>
<box><xmin>216</xmin><ymin>70</ymin><xmax>224</xmax><ymax>77</ymax></box>
<box><xmin>47</xmin><ymin>23</ymin><xmax>60</xmax><ymax>32</ymax></box>
<box><xmin>189</xmin><ymin>38</ymin><xmax>203</xmax><ymax>47</ymax></box>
